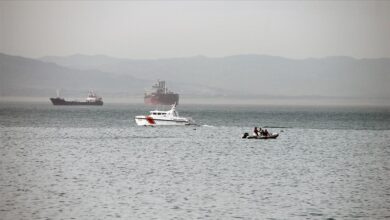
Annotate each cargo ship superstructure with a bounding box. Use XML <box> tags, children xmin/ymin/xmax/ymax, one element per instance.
<box><xmin>50</xmin><ymin>90</ymin><xmax>103</xmax><ymax>106</ymax></box>
<box><xmin>144</xmin><ymin>80</ymin><xmax>179</xmax><ymax>105</ymax></box>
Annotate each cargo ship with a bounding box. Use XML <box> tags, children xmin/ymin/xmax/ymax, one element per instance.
<box><xmin>50</xmin><ymin>90</ymin><xmax>103</xmax><ymax>106</ymax></box>
<box><xmin>144</xmin><ymin>80</ymin><xmax>179</xmax><ymax>105</ymax></box>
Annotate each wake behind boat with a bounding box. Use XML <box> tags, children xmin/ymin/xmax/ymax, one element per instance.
<box><xmin>135</xmin><ymin>104</ymin><xmax>195</xmax><ymax>126</ymax></box>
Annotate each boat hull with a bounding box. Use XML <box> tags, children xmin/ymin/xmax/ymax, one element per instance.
<box><xmin>144</xmin><ymin>94</ymin><xmax>179</xmax><ymax>106</ymax></box>
<box><xmin>50</xmin><ymin>98</ymin><xmax>103</xmax><ymax>106</ymax></box>
<box><xmin>135</xmin><ymin>116</ymin><xmax>192</xmax><ymax>126</ymax></box>
<box><xmin>243</xmin><ymin>133</ymin><xmax>279</xmax><ymax>139</ymax></box>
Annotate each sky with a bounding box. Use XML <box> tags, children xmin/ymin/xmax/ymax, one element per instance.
<box><xmin>1</xmin><ymin>1</ymin><xmax>390</xmax><ymax>59</ymax></box>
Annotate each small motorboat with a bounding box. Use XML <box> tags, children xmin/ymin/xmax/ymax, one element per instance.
<box><xmin>135</xmin><ymin>104</ymin><xmax>195</xmax><ymax>126</ymax></box>
<box><xmin>242</xmin><ymin>132</ymin><xmax>279</xmax><ymax>139</ymax></box>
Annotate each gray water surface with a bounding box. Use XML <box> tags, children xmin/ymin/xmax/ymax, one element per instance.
<box><xmin>1</xmin><ymin>103</ymin><xmax>389</xmax><ymax>219</ymax></box>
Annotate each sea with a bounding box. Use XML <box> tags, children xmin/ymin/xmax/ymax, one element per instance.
<box><xmin>0</xmin><ymin>102</ymin><xmax>389</xmax><ymax>220</ymax></box>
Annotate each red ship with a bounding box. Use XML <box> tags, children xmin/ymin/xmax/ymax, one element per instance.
<box><xmin>144</xmin><ymin>80</ymin><xmax>179</xmax><ymax>105</ymax></box>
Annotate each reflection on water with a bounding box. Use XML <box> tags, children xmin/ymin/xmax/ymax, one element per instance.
<box><xmin>0</xmin><ymin>103</ymin><xmax>389</xmax><ymax>219</ymax></box>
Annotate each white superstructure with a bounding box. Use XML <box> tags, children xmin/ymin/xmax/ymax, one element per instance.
<box><xmin>135</xmin><ymin>104</ymin><xmax>195</xmax><ymax>126</ymax></box>
<box><xmin>85</xmin><ymin>91</ymin><xmax>102</xmax><ymax>102</ymax></box>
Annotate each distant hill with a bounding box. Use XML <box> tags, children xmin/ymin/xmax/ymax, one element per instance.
<box><xmin>0</xmin><ymin>53</ymin><xmax>229</xmax><ymax>98</ymax></box>
<box><xmin>1</xmin><ymin>52</ymin><xmax>390</xmax><ymax>103</ymax></box>
<box><xmin>40</xmin><ymin>54</ymin><xmax>126</xmax><ymax>70</ymax></box>
<box><xmin>0</xmin><ymin>53</ymin><xmax>147</xmax><ymax>97</ymax></box>
<box><xmin>39</xmin><ymin>54</ymin><xmax>390</xmax><ymax>99</ymax></box>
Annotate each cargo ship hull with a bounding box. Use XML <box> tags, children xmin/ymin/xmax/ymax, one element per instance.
<box><xmin>144</xmin><ymin>94</ymin><xmax>179</xmax><ymax>105</ymax></box>
<box><xmin>50</xmin><ymin>98</ymin><xmax>103</xmax><ymax>106</ymax></box>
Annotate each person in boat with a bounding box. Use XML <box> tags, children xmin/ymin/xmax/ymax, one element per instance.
<box><xmin>253</xmin><ymin>127</ymin><xmax>260</xmax><ymax>136</ymax></box>
<box><xmin>264</xmin><ymin>129</ymin><xmax>269</xmax><ymax>136</ymax></box>
<box><xmin>259</xmin><ymin>128</ymin><xmax>265</xmax><ymax>136</ymax></box>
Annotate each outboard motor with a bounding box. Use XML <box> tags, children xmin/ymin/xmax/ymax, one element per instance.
<box><xmin>242</xmin><ymin>132</ymin><xmax>249</xmax><ymax>139</ymax></box>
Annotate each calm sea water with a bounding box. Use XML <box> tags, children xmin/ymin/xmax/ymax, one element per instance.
<box><xmin>0</xmin><ymin>102</ymin><xmax>389</xmax><ymax>219</ymax></box>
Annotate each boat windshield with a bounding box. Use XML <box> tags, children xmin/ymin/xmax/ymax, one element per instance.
<box><xmin>151</xmin><ymin>111</ymin><xmax>167</xmax><ymax>116</ymax></box>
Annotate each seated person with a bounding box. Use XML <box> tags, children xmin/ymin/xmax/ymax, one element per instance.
<box><xmin>253</xmin><ymin>127</ymin><xmax>260</xmax><ymax>136</ymax></box>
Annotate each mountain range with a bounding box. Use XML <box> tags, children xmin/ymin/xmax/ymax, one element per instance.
<box><xmin>1</xmin><ymin>53</ymin><xmax>390</xmax><ymax>103</ymax></box>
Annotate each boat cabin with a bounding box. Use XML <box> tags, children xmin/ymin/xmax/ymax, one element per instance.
<box><xmin>149</xmin><ymin>108</ymin><xmax>179</xmax><ymax>117</ymax></box>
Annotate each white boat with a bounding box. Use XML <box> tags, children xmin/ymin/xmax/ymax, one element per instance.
<box><xmin>135</xmin><ymin>104</ymin><xmax>195</xmax><ymax>126</ymax></box>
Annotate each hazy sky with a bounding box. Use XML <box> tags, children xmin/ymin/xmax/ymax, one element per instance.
<box><xmin>1</xmin><ymin>1</ymin><xmax>390</xmax><ymax>59</ymax></box>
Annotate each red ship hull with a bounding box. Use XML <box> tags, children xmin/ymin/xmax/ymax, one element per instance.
<box><xmin>144</xmin><ymin>94</ymin><xmax>179</xmax><ymax>105</ymax></box>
